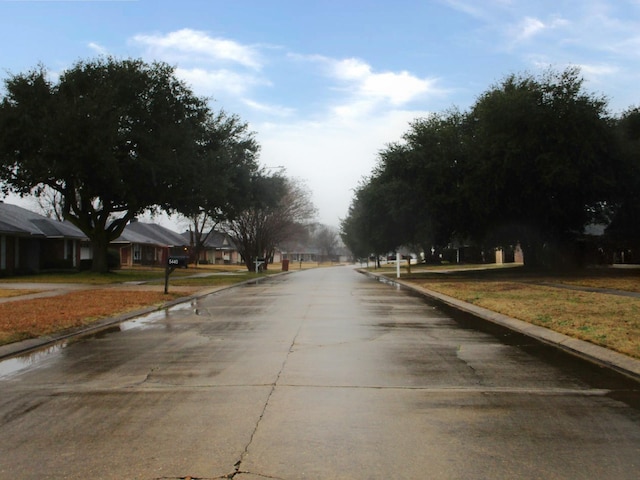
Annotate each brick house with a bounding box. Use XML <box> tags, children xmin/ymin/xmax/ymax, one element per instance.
<box><xmin>181</xmin><ymin>229</ymin><xmax>240</xmax><ymax>265</ymax></box>
<box><xmin>112</xmin><ymin>219</ymin><xmax>190</xmax><ymax>268</ymax></box>
<box><xmin>0</xmin><ymin>201</ymin><xmax>87</xmax><ymax>275</ymax></box>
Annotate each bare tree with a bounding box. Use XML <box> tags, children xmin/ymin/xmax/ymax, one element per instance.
<box><xmin>312</xmin><ymin>225</ymin><xmax>339</xmax><ymax>263</ymax></box>
<box><xmin>34</xmin><ymin>185</ymin><xmax>64</xmax><ymax>221</ymax></box>
<box><xmin>223</xmin><ymin>174</ymin><xmax>317</xmax><ymax>271</ymax></box>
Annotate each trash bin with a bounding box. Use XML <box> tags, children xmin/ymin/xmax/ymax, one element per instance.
<box><xmin>282</xmin><ymin>259</ymin><xmax>289</xmax><ymax>271</ymax></box>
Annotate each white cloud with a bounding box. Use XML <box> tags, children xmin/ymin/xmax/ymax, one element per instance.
<box><xmin>242</xmin><ymin>99</ymin><xmax>295</xmax><ymax>117</ymax></box>
<box><xmin>507</xmin><ymin>15</ymin><xmax>569</xmax><ymax>45</ymax></box>
<box><xmin>330</xmin><ymin>100</ymin><xmax>379</xmax><ymax>122</ymax></box>
<box><xmin>87</xmin><ymin>42</ymin><xmax>108</xmax><ymax>56</ymax></box>
<box><xmin>132</xmin><ymin>28</ymin><xmax>262</xmax><ymax>69</ymax></box>
<box><xmin>126</xmin><ymin>33</ymin><xmax>443</xmax><ymax>225</ymax></box>
<box><xmin>331</xmin><ymin>58</ymin><xmax>439</xmax><ymax>106</ymax></box>
<box><xmin>333</xmin><ymin>57</ymin><xmax>372</xmax><ymax>80</ymax></box>
<box><xmin>575</xmin><ymin>62</ymin><xmax>619</xmax><ymax>77</ymax></box>
<box><xmin>175</xmin><ymin>67</ymin><xmax>267</xmax><ymax>97</ymax></box>
<box><xmin>517</xmin><ymin>17</ymin><xmax>546</xmax><ymax>40</ymax></box>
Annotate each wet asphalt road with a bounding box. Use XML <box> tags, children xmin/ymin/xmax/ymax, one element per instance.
<box><xmin>0</xmin><ymin>266</ymin><xmax>639</xmax><ymax>479</ymax></box>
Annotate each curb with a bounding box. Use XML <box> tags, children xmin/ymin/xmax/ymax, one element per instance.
<box><xmin>0</xmin><ymin>272</ymin><xmax>289</xmax><ymax>361</ymax></box>
<box><xmin>361</xmin><ymin>270</ymin><xmax>640</xmax><ymax>382</ymax></box>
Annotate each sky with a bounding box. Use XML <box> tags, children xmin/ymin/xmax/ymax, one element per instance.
<box><xmin>1</xmin><ymin>0</ymin><xmax>639</xmax><ymax>229</ymax></box>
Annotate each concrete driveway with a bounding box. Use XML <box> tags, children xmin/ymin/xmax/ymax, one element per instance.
<box><xmin>0</xmin><ymin>266</ymin><xmax>638</xmax><ymax>479</ymax></box>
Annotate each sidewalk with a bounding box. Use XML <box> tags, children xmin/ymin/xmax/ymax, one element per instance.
<box><xmin>0</xmin><ymin>270</ymin><xmax>249</xmax><ymax>304</ymax></box>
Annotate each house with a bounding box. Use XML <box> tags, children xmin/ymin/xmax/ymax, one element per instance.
<box><xmin>0</xmin><ymin>201</ymin><xmax>87</xmax><ymax>275</ymax></box>
<box><xmin>182</xmin><ymin>229</ymin><xmax>240</xmax><ymax>265</ymax></box>
<box><xmin>281</xmin><ymin>244</ymin><xmax>321</xmax><ymax>263</ymax></box>
<box><xmin>112</xmin><ymin>219</ymin><xmax>189</xmax><ymax>268</ymax></box>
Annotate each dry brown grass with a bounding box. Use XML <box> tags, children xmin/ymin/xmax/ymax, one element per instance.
<box><xmin>408</xmin><ymin>277</ymin><xmax>640</xmax><ymax>359</ymax></box>
<box><xmin>549</xmin><ymin>276</ymin><xmax>640</xmax><ymax>292</ymax></box>
<box><xmin>0</xmin><ymin>288</ymin><xmax>190</xmax><ymax>345</ymax></box>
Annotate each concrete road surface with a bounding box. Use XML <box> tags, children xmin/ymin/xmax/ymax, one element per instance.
<box><xmin>0</xmin><ymin>266</ymin><xmax>639</xmax><ymax>479</ymax></box>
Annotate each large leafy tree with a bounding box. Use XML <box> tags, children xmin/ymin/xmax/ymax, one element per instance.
<box><xmin>378</xmin><ymin>109</ymin><xmax>468</xmax><ymax>259</ymax></box>
<box><xmin>605</xmin><ymin>107</ymin><xmax>640</xmax><ymax>250</ymax></box>
<box><xmin>340</xmin><ymin>177</ymin><xmax>399</xmax><ymax>267</ymax></box>
<box><xmin>463</xmin><ymin>68</ymin><xmax>617</xmax><ymax>267</ymax></box>
<box><xmin>343</xmin><ymin>68</ymin><xmax>624</xmax><ymax>269</ymax></box>
<box><xmin>340</xmin><ymin>195</ymin><xmax>374</xmax><ymax>263</ymax></box>
<box><xmin>341</xmin><ymin>109</ymin><xmax>468</xmax><ymax>265</ymax></box>
<box><xmin>0</xmin><ymin>58</ymin><xmax>210</xmax><ymax>272</ymax></box>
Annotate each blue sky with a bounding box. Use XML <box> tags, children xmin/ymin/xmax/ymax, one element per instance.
<box><xmin>2</xmin><ymin>0</ymin><xmax>639</xmax><ymax>228</ymax></box>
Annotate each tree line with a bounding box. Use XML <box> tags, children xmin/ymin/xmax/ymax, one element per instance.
<box><xmin>0</xmin><ymin>57</ymin><xmax>316</xmax><ymax>272</ymax></box>
<box><xmin>341</xmin><ymin>68</ymin><xmax>640</xmax><ymax>269</ymax></box>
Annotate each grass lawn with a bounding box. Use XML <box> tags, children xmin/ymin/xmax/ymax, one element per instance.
<box><xmin>381</xmin><ymin>264</ymin><xmax>640</xmax><ymax>359</ymax></box>
<box><xmin>0</xmin><ymin>289</ymin><xmax>187</xmax><ymax>345</ymax></box>
<box><xmin>0</xmin><ymin>264</ymin><xmax>251</xmax><ymax>285</ymax></box>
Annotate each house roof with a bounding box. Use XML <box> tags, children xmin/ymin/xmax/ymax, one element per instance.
<box><xmin>113</xmin><ymin>220</ymin><xmax>188</xmax><ymax>247</ymax></box>
<box><xmin>0</xmin><ymin>201</ymin><xmax>87</xmax><ymax>239</ymax></box>
<box><xmin>181</xmin><ymin>229</ymin><xmax>237</xmax><ymax>250</ymax></box>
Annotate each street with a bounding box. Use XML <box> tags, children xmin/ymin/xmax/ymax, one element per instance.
<box><xmin>0</xmin><ymin>266</ymin><xmax>639</xmax><ymax>479</ymax></box>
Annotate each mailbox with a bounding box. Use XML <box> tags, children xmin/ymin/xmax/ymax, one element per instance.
<box><xmin>253</xmin><ymin>257</ymin><xmax>266</xmax><ymax>273</ymax></box>
<box><xmin>167</xmin><ymin>255</ymin><xmax>188</xmax><ymax>268</ymax></box>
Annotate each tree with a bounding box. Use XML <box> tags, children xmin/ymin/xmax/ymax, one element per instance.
<box><xmin>0</xmin><ymin>58</ymin><xmax>211</xmax><ymax>272</ymax></box>
<box><xmin>606</xmin><ymin>107</ymin><xmax>640</xmax><ymax>250</ymax></box>
<box><xmin>34</xmin><ymin>185</ymin><xmax>65</xmax><ymax>221</ymax></box>
<box><xmin>178</xmin><ymin>112</ymin><xmax>260</xmax><ymax>266</ymax></box>
<box><xmin>312</xmin><ymin>225</ymin><xmax>339</xmax><ymax>263</ymax></box>
<box><xmin>344</xmin><ymin>67</ymin><xmax>624</xmax><ymax>269</ymax></box>
<box><xmin>463</xmin><ymin>68</ymin><xmax>617</xmax><ymax>268</ymax></box>
<box><xmin>376</xmin><ymin>109</ymin><xmax>469</xmax><ymax>261</ymax></box>
<box><xmin>341</xmin><ymin>109</ymin><xmax>468</xmax><ymax>265</ymax></box>
<box><xmin>223</xmin><ymin>174</ymin><xmax>317</xmax><ymax>271</ymax></box>
<box><xmin>340</xmin><ymin>177</ymin><xmax>399</xmax><ymax>267</ymax></box>
<box><xmin>340</xmin><ymin>199</ymin><xmax>372</xmax><ymax>264</ymax></box>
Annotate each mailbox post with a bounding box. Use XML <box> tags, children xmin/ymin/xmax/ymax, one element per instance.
<box><xmin>254</xmin><ymin>257</ymin><xmax>265</xmax><ymax>274</ymax></box>
<box><xmin>165</xmin><ymin>255</ymin><xmax>187</xmax><ymax>294</ymax></box>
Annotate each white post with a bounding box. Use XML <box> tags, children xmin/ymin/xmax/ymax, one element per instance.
<box><xmin>396</xmin><ymin>251</ymin><xmax>401</xmax><ymax>278</ymax></box>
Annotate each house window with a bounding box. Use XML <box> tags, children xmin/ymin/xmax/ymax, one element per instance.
<box><xmin>133</xmin><ymin>244</ymin><xmax>141</xmax><ymax>262</ymax></box>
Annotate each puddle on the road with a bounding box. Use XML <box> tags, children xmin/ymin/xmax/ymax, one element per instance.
<box><xmin>0</xmin><ymin>343</ymin><xmax>67</xmax><ymax>378</ymax></box>
<box><xmin>0</xmin><ymin>300</ymin><xmax>198</xmax><ymax>379</ymax></box>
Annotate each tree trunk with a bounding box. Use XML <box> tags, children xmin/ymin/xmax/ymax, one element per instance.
<box><xmin>193</xmin><ymin>242</ymin><xmax>202</xmax><ymax>268</ymax></box>
<box><xmin>90</xmin><ymin>233</ymin><xmax>110</xmax><ymax>273</ymax></box>
<box><xmin>243</xmin><ymin>255</ymin><xmax>255</xmax><ymax>272</ymax></box>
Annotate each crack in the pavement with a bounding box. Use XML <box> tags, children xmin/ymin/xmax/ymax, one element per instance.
<box><xmin>227</xmin><ymin>472</ymin><xmax>286</xmax><ymax>479</ymax></box>
<box><xmin>155</xmin><ymin>472</ymin><xmax>285</xmax><ymax>479</ymax></box>
<box><xmin>226</xmin><ymin>309</ymin><xmax>307</xmax><ymax>479</ymax></box>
